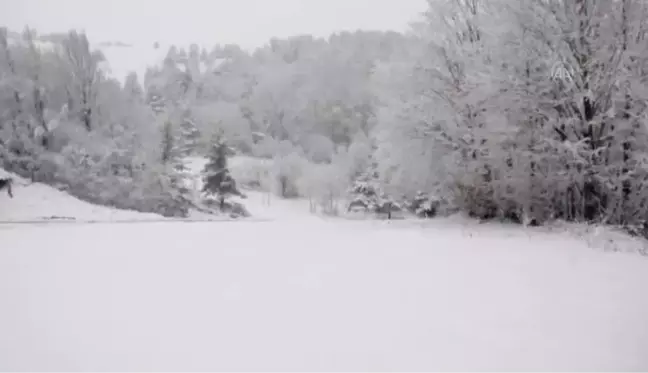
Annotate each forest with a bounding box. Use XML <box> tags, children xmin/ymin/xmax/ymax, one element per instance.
<box><xmin>2</xmin><ymin>0</ymin><xmax>648</xmax><ymax>235</ymax></box>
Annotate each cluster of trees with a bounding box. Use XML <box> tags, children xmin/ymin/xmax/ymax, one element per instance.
<box><xmin>4</xmin><ymin>0</ymin><xmax>648</xmax><ymax>232</ymax></box>
<box><xmin>376</xmin><ymin>0</ymin><xmax>648</xmax><ymax>232</ymax></box>
<box><xmin>0</xmin><ymin>28</ymin><xmax>195</xmax><ymax>217</ymax></box>
<box><xmin>139</xmin><ymin>29</ymin><xmax>411</xmax><ymax>215</ymax></box>
<box><xmin>141</xmin><ymin>31</ymin><xmax>411</xmax><ymax>158</ymax></box>
<box><xmin>0</xmin><ymin>27</ymin><xmax>253</xmax><ymax>218</ymax></box>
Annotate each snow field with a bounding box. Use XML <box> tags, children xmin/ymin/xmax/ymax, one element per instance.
<box><xmin>1</xmin><ymin>161</ymin><xmax>648</xmax><ymax>371</ymax></box>
<box><xmin>1</xmin><ymin>217</ymin><xmax>648</xmax><ymax>371</ymax></box>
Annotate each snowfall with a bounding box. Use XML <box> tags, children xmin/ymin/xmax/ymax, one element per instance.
<box><xmin>1</xmin><ymin>160</ymin><xmax>648</xmax><ymax>371</ymax></box>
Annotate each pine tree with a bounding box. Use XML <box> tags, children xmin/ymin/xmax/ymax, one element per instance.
<box><xmin>124</xmin><ymin>72</ymin><xmax>144</xmax><ymax>102</ymax></box>
<box><xmin>161</xmin><ymin>159</ymin><xmax>192</xmax><ymax>217</ymax></box>
<box><xmin>347</xmin><ymin>157</ymin><xmax>386</xmax><ymax>214</ymax></box>
<box><xmin>147</xmin><ymin>91</ymin><xmax>166</xmax><ymax>116</ymax></box>
<box><xmin>346</xmin><ymin>157</ymin><xmax>401</xmax><ymax>219</ymax></box>
<box><xmin>406</xmin><ymin>191</ymin><xmax>439</xmax><ymax>218</ymax></box>
<box><xmin>159</xmin><ymin>120</ymin><xmax>192</xmax><ymax>217</ymax></box>
<box><xmin>178</xmin><ymin>109</ymin><xmax>201</xmax><ymax>157</ymax></box>
<box><xmin>347</xmin><ymin>167</ymin><xmax>381</xmax><ymax>213</ymax></box>
<box><xmin>202</xmin><ymin>135</ymin><xmax>244</xmax><ymax>211</ymax></box>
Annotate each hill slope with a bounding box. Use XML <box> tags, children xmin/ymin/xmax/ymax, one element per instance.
<box><xmin>0</xmin><ymin>169</ymin><xmax>162</xmax><ymax>223</ymax></box>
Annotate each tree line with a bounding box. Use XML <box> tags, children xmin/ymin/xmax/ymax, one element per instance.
<box><xmin>3</xmin><ymin>0</ymin><xmax>648</xmax><ymax>234</ymax></box>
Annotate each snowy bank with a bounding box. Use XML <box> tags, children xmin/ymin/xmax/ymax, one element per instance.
<box><xmin>0</xmin><ymin>169</ymin><xmax>164</xmax><ymax>223</ymax></box>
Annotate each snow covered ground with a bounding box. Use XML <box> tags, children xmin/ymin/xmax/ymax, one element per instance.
<box><xmin>2</xmin><ymin>164</ymin><xmax>648</xmax><ymax>371</ymax></box>
<box><xmin>2</xmin><ymin>216</ymin><xmax>648</xmax><ymax>371</ymax></box>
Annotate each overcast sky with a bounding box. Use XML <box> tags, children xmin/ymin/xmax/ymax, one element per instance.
<box><xmin>0</xmin><ymin>0</ymin><xmax>426</xmax><ymax>49</ymax></box>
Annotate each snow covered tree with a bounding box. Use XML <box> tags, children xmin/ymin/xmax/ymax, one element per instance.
<box><xmin>157</xmin><ymin>120</ymin><xmax>192</xmax><ymax>217</ymax></box>
<box><xmin>123</xmin><ymin>72</ymin><xmax>144</xmax><ymax>103</ymax></box>
<box><xmin>272</xmin><ymin>150</ymin><xmax>307</xmax><ymax>199</ymax></box>
<box><xmin>202</xmin><ymin>135</ymin><xmax>245</xmax><ymax>211</ymax></box>
<box><xmin>298</xmin><ymin>150</ymin><xmax>349</xmax><ymax>215</ymax></box>
<box><xmin>58</xmin><ymin>30</ymin><xmax>105</xmax><ymax>131</ymax></box>
<box><xmin>346</xmin><ymin>159</ymin><xmax>401</xmax><ymax>219</ymax></box>
<box><xmin>158</xmin><ymin>161</ymin><xmax>192</xmax><ymax>218</ymax></box>
<box><xmin>347</xmin><ymin>169</ymin><xmax>380</xmax><ymax>212</ymax></box>
<box><xmin>176</xmin><ymin>108</ymin><xmax>201</xmax><ymax>157</ymax></box>
<box><xmin>405</xmin><ymin>191</ymin><xmax>440</xmax><ymax>218</ymax></box>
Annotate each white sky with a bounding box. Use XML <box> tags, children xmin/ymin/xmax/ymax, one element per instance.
<box><xmin>0</xmin><ymin>0</ymin><xmax>427</xmax><ymax>49</ymax></box>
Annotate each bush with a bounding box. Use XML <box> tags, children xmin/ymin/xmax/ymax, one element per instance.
<box><xmin>404</xmin><ymin>191</ymin><xmax>441</xmax><ymax>218</ymax></box>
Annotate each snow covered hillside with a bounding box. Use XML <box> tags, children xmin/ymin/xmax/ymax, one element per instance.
<box><xmin>0</xmin><ymin>156</ymin><xmax>306</xmax><ymax>223</ymax></box>
<box><xmin>0</xmin><ymin>169</ymin><xmax>162</xmax><ymax>223</ymax></box>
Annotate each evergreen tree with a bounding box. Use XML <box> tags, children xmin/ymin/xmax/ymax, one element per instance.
<box><xmin>347</xmin><ymin>157</ymin><xmax>401</xmax><ymax>219</ymax></box>
<box><xmin>178</xmin><ymin>109</ymin><xmax>201</xmax><ymax>156</ymax></box>
<box><xmin>347</xmin><ymin>167</ymin><xmax>381</xmax><ymax>213</ymax></box>
<box><xmin>159</xmin><ymin>120</ymin><xmax>192</xmax><ymax>217</ymax></box>
<box><xmin>202</xmin><ymin>135</ymin><xmax>244</xmax><ymax>210</ymax></box>
<box><xmin>406</xmin><ymin>191</ymin><xmax>440</xmax><ymax>218</ymax></box>
<box><xmin>147</xmin><ymin>90</ymin><xmax>166</xmax><ymax>116</ymax></box>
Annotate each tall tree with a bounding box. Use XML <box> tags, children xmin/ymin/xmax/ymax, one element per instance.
<box><xmin>202</xmin><ymin>134</ymin><xmax>244</xmax><ymax>210</ymax></box>
<box><xmin>58</xmin><ymin>31</ymin><xmax>105</xmax><ymax>131</ymax></box>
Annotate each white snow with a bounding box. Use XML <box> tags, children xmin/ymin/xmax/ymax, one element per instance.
<box><xmin>1</xmin><ymin>165</ymin><xmax>648</xmax><ymax>371</ymax></box>
<box><xmin>1</xmin><ymin>217</ymin><xmax>648</xmax><ymax>371</ymax></box>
